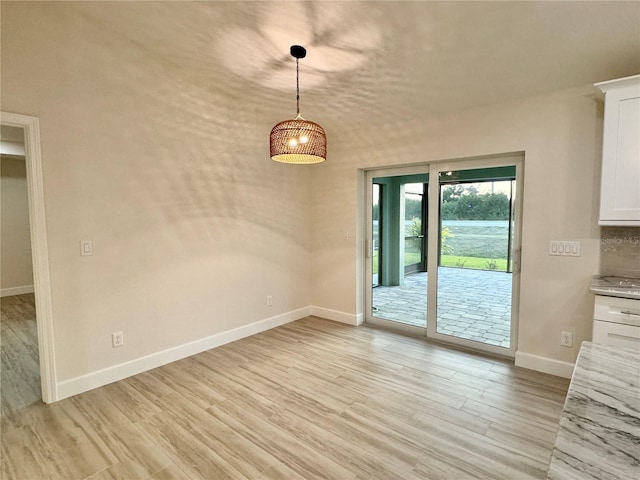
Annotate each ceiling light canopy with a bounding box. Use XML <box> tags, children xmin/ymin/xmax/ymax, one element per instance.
<box><xmin>270</xmin><ymin>45</ymin><xmax>326</xmax><ymax>164</ymax></box>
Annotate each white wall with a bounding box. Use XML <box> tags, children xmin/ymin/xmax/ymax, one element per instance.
<box><xmin>311</xmin><ymin>85</ymin><xmax>602</xmax><ymax>370</ymax></box>
<box><xmin>1</xmin><ymin>155</ymin><xmax>34</xmax><ymax>295</ymax></box>
<box><xmin>2</xmin><ymin>2</ymin><xmax>605</xmax><ymax>392</ymax></box>
<box><xmin>1</xmin><ymin>3</ymin><xmax>312</xmax><ymax>387</ymax></box>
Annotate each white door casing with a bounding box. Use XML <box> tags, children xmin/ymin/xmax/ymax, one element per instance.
<box><xmin>1</xmin><ymin>111</ymin><xmax>57</xmax><ymax>403</ymax></box>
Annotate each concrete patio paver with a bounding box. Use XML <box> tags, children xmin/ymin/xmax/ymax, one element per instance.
<box><xmin>372</xmin><ymin>267</ymin><xmax>512</xmax><ymax>348</ymax></box>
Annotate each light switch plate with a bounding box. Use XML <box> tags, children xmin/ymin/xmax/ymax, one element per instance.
<box><xmin>80</xmin><ymin>240</ymin><xmax>93</xmax><ymax>256</ymax></box>
<box><xmin>549</xmin><ymin>241</ymin><xmax>581</xmax><ymax>257</ymax></box>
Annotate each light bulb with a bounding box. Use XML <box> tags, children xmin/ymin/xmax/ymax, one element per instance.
<box><xmin>288</xmin><ymin>138</ymin><xmax>298</xmax><ymax>147</ymax></box>
<box><xmin>300</xmin><ymin>136</ymin><xmax>309</xmax><ymax>144</ymax></box>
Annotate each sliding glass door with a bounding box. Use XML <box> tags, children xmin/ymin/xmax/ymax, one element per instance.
<box><xmin>365</xmin><ymin>155</ymin><xmax>522</xmax><ymax>357</ymax></box>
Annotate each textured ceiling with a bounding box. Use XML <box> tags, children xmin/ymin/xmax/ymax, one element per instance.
<box><xmin>65</xmin><ymin>1</ymin><xmax>640</xmax><ymax>129</ymax></box>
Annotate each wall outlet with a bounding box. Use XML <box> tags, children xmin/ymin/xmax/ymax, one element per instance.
<box><xmin>112</xmin><ymin>331</ymin><xmax>124</xmax><ymax>348</ymax></box>
<box><xmin>266</xmin><ymin>296</ymin><xmax>273</xmax><ymax>307</ymax></box>
<box><xmin>560</xmin><ymin>331</ymin><xmax>573</xmax><ymax>347</ymax></box>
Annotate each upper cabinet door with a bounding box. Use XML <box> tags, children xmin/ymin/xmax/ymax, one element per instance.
<box><xmin>596</xmin><ymin>75</ymin><xmax>640</xmax><ymax>226</ymax></box>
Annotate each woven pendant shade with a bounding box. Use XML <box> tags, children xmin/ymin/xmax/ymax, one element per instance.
<box><xmin>270</xmin><ymin>117</ymin><xmax>326</xmax><ymax>164</ymax></box>
<box><xmin>270</xmin><ymin>45</ymin><xmax>326</xmax><ymax>164</ymax></box>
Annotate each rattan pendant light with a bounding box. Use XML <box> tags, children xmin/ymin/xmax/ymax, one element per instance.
<box><xmin>270</xmin><ymin>45</ymin><xmax>326</xmax><ymax>164</ymax></box>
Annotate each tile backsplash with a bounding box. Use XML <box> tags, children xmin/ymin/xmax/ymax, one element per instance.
<box><xmin>600</xmin><ymin>227</ymin><xmax>640</xmax><ymax>278</ymax></box>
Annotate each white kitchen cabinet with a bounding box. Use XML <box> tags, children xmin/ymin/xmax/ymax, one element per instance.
<box><xmin>592</xmin><ymin>295</ymin><xmax>640</xmax><ymax>351</ymax></box>
<box><xmin>595</xmin><ymin>75</ymin><xmax>640</xmax><ymax>226</ymax></box>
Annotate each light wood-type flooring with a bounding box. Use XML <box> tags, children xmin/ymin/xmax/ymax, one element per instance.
<box><xmin>1</xmin><ymin>294</ymin><xmax>41</xmax><ymax>419</ymax></box>
<box><xmin>1</xmin><ymin>296</ymin><xmax>570</xmax><ymax>479</ymax></box>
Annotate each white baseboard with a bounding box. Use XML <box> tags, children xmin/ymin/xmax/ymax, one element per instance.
<box><xmin>52</xmin><ymin>306</ymin><xmax>574</xmax><ymax>401</ymax></box>
<box><xmin>0</xmin><ymin>285</ymin><xmax>35</xmax><ymax>297</ymax></box>
<box><xmin>515</xmin><ymin>351</ymin><xmax>575</xmax><ymax>379</ymax></box>
<box><xmin>56</xmin><ymin>306</ymin><xmax>312</xmax><ymax>401</ymax></box>
<box><xmin>310</xmin><ymin>306</ymin><xmax>362</xmax><ymax>326</ymax></box>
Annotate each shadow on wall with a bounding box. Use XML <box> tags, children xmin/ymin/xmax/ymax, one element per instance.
<box><xmin>53</xmin><ymin>1</ymin><xmax>384</xmax><ymax>258</ymax></box>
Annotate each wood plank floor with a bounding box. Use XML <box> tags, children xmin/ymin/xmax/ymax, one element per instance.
<box><xmin>0</xmin><ymin>294</ymin><xmax>41</xmax><ymax>418</ymax></box>
<box><xmin>1</xmin><ymin>298</ymin><xmax>570</xmax><ymax>479</ymax></box>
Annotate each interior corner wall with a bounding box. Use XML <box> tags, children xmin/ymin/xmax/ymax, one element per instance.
<box><xmin>1</xmin><ymin>156</ymin><xmax>34</xmax><ymax>294</ymax></box>
<box><xmin>311</xmin><ymin>85</ymin><xmax>602</xmax><ymax>369</ymax></box>
<box><xmin>1</xmin><ymin>3</ymin><xmax>313</xmax><ymax>390</ymax></box>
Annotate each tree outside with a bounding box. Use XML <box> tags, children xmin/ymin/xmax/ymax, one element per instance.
<box><xmin>403</xmin><ymin>182</ymin><xmax>512</xmax><ymax>272</ymax></box>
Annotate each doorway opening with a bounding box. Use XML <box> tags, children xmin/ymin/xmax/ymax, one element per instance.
<box><xmin>1</xmin><ymin>112</ymin><xmax>55</xmax><ymax>404</ymax></box>
<box><xmin>1</xmin><ymin>125</ymin><xmax>41</xmax><ymax>415</ymax></box>
<box><xmin>365</xmin><ymin>154</ymin><xmax>523</xmax><ymax>357</ymax></box>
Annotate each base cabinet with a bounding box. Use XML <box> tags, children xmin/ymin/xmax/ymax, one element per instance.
<box><xmin>593</xmin><ymin>320</ymin><xmax>640</xmax><ymax>350</ymax></box>
<box><xmin>592</xmin><ymin>295</ymin><xmax>640</xmax><ymax>351</ymax></box>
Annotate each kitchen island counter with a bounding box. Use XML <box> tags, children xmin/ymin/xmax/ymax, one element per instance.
<box><xmin>547</xmin><ymin>341</ymin><xmax>640</xmax><ymax>479</ymax></box>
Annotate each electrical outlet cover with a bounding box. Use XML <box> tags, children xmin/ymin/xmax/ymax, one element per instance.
<box><xmin>112</xmin><ymin>331</ymin><xmax>124</xmax><ymax>347</ymax></box>
<box><xmin>560</xmin><ymin>331</ymin><xmax>573</xmax><ymax>347</ymax></box>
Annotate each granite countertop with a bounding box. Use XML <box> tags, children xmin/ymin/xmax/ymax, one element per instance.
<box><xmin>590</xmin><ymin>275</ymin><xmax>640</xmax><ymax>300</ymax></box>
<box><xmin>547</xmin><ymin>341</ymin><xmax>640</xmax><ymax>479</ymax></box>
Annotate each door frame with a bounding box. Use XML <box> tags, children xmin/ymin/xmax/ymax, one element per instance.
<box><xmin>1</xmin><ymin>111</ymin><xmax>57</xmax><ymax>403</ymax></box>
<box><xmin>363</xmin><ymin>152</ymin><xmax>524</xmax><ymax>358</ymax></box>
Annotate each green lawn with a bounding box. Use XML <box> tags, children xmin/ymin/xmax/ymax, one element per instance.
<box><xmin>373</xmin><ymin>222</ymin><xmax>510</xmax><ymax>274</ymax></box>
<box><xmin>445</xmin><ymin>223</ymin><xmax>509</xmax><ymax>259</ymax></box>
<box><xmin>373</xmin><ymin>252</ymin><xmax>508</xmax><ymax>273</ymax></box>
<box><xmin>440</xmin><ymin>255</ymin><xmax>508</xmax><ymax>271</ymax></box>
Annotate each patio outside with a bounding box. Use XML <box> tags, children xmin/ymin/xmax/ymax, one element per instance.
<box><xmin>371</xmin><ymin>173</ymin><xmax>517</xmax><ymax>350</ymax></box>
<box><xmin>372</xmin><ymin>267</ymin><xmax>512</xmax><ymax>348</ymax></box>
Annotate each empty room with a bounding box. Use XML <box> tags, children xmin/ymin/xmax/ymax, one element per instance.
<box><xmin>1</xmin><ymin>1</ymin><xmax>639</xmax><ymax>479</ymax></box>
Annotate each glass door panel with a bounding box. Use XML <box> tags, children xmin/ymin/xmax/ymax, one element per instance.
<box><xmin>370</xmin><ymin>174</ymin><xmax>428</xmax><ymax>328</ymax></box>
<box><xmin>403</xmin><ymin>183</ymin><xmax>426</xmax><ymax>274</ymax></box>
<box><xmin>435</xmin><ymin>168</ymin><xmax>515</xmax><ymax>349</ymax></box>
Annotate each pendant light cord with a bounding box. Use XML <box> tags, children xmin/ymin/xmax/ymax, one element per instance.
<box><xmin>296</xmin><ymin>57</ymin><xmax>300</xmax><ymax>117</ymax></box>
